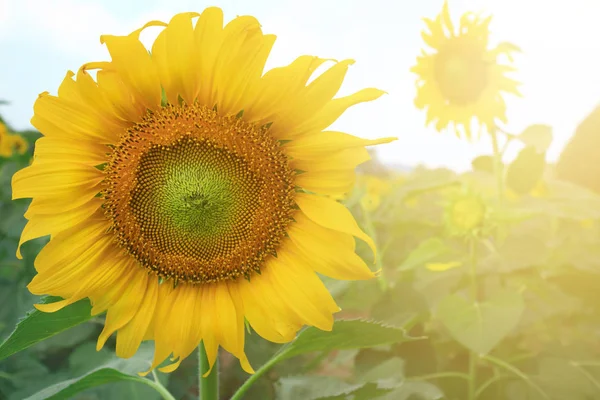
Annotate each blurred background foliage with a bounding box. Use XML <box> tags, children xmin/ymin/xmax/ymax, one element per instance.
<box><xmin>2</xmin><ymin>102</ymin><xmax>600</xmax><ymax>400</ymax></box>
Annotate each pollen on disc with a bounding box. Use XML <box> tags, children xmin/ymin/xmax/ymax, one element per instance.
<box><xmin>103</xmin><ymin>104</ymin><xmax>296</xmax><ymax>284</ymax></box>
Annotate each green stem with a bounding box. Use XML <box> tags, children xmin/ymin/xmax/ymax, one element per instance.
<box><xmin>141</xmin><ymin>376</ymin><xmax>176</xmax><ymax>400</ymax></box>
<box><xmin>467</xmin><ymin>237</ymin><xmax>478</xmax><ymax>400</ymax></box>
<box><xmin>468</xmin><ymin>238</ymin><xmax>477</xmax><ymax>303</ymax></box>
<box><xmin>490</xmin><ymin>129</ymin><xmax>504</xmax><ymax>204</ymax></box>
<box><xmin>468</xmin><ymin>351</ymin><xmax>477</xmax><ymax>400</ymax></box>
<box><xmin>198</xmin><ymin>343</ymin><xmax>218</xmax><ymax>400</ymax></box>
<box><xmin>409</xmin><ymin>371</ymin><xmax>471</xmax><ymax>381</ymax></box>
<box><xmin>475</xmin><ymin>374</ymin><xmax>510</xmax><ymax>399</ymax></box>
<box><xmin>483</xmin><ymin>355</ymin><xmax>550</xmax><ymax>400</ymax></box>
<box><xmin>571</xmin><ymin>362</ymin><xmax>600</xmax><ymax>392</ymax></box>
<box><xmin>362</xmin><ymin>205</ymin><xmax>386</xmax><ymax>290</ymax></box>
<box><xmin>231</xmin><ymin>353</ymin><xmax>283</xmax><ymax>400</ymax></box>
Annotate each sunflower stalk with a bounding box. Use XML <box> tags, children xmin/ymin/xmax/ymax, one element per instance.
<box><xmin>361</xmin><ymin>204</ymin><xmax>387</xmax><ymax>290</ymax></box>
<box><xmin>198</xmin><ymin>344</ymin><xmax>218</xmax><ymax>400</ymax></box>
<box><xmin>467</xmin><ymin>237</ymin><xmax>479</xmax><ymax>400</ymax></box>
<box><xmin>490</xmin><ymin>129</ymin><xmax>505</xmax><ymax>204</ymax></box>
<box><xmin>231</xmin><ymin>353</ymin><xmax>283</xmax><ymax>400</ymax></box>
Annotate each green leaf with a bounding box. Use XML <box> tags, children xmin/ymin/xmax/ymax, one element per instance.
<box><xmin>378</xmin><ymin>381</ymin><xmax>445</xmax><ymax>400</ymax></box>
<box><xmin>506</xmin><ymin>146</ymin><xmax>546</xmax><ymax>195</ymax></box>
<box><xmin>518</xmin><ymin>124</ymin><xmax>553</xmax><ymax>152</ymax></box>
<box><xmin>397</xmin><ymin>238</ymin><xmax>453</xmax><ymax>271</ymax></box>
<box><xmin>437</xmin><ymin>290</ymin><xmax>524</xmax><ymax>355</ymax></box>
<box><xmin>357</xmin><ymin>357</ymin><xmax>405</xmax><ymax>383</ymax></box>
<box><xmin>472</xmin><ymin>155</ymin><xmax>495</xmax><ymax>173</ymax></box>
<box><xmin>23</xmin><ymin>343</ymin><xmax>169</xmax><ymax>400</ymax></box>
<box><xmin>275</xmin><ymin>376</ymin><xmax>366</xmax><ymax>400</ymax></box>
<box><xmin>233</xmin><ymin>320</ymin><xmax>420</xmax><ymax>400</ymax></box>
<box><xmin>397</xmin><ymin>168</ymin><xmax>458</xmax><ymax>199</ymax></box>
<box><xmin>275</xmin><ymin>357</ymin><xmax>418</xmax><ymax>400</ymax></box>
<box><xmin>26</xmin><ymin>369</ymin><xmax>145</xmax><ymax>400</ymax></box>
<box><xmin>533</xmin><ymin>358</ymin><xmax>597</xmax><ymax>399</ymax></box>
<box><xmin>0</xmin><ymin>297</ymin><xmax>93</xmax><ymax>360</ymax></box>
<box><xmin>481</xmin><ymin>234</ymin><xmax>549</xmax><ymax>273</ymax></box>
<box><xmin>278</xmin><ymin>319</ymin><xmax>419</xmax><ymax>361</ymax></box>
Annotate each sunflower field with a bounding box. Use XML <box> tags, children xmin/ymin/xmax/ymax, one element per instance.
<box><xmin>1</xmin><ymin>2</ymin><xmax>600</xmax><ymax>400</ymax></box>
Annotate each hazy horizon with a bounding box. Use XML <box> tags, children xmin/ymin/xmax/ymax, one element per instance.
<box><xmin>2</xmin><ymin>0</ymin><xmax>600</xmax><ymax>171</ymax></box>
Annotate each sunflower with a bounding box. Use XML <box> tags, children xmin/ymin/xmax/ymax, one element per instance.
<box><xmin>0</xmin><ymin>122</ymin><xmax>28</xmax><ymax>157</ymax></box>
<box><xmin>443</xmin><ymin>189</ymin><xmax>488</xmax><ymax>236</ymax></box>
<box><xmin>411</xmin><ymin>1</ymin><xmax>520</xmax><ymax>139</ymax></box>
<box><xmin>358</xmin><ymin>174</ymin><xmax>392</xmax><ymax>212</ymax></box>
<box><xmin>12</xmin><ymin>9</ymin><xmax>394</xmax><ymax>375</ymax></box>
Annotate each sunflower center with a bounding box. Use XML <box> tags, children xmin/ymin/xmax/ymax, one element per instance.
<box><xmin>104</xmin><ymin>104</ymin><xmax>296</xmax><ymax>284</ymax></box>
<box><xmin>435</xmin><ymin>36</ymin><xmax>489</xmax><ymax>105</ymax></box>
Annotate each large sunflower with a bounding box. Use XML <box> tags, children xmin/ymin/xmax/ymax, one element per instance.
<box><xmin>12</xmin><ymin>9</ymin><xmax>394</xmax><ymax>374</ymax></box>
<box><xmin>411</xmin><ymin>1</ymin><xmax>520</xmax><ymax>139</ymax></box>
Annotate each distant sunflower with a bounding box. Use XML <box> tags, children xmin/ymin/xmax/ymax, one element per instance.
<box><xmin>412</xmin><ymin>1</ymin><xmax>520</xmax><ymax>138</ymax></box>
<box><xmin>358</xmin><ymin>175</ymin><xmax>392</xmax><ymax>212</ymax></box>
<box><xmin>444</xmin><ymin>190</ymin><xmax>488</xmax><ymax>236</ymax></box>
<box><xmin>0</xmin><ymin>122</ymin><xmax>28</xmax><ymax>157</ymax></box>
<box><xmin>12</xmin><ymin>9</ymin><xmax>394</xmax><ymax>374</ymax></box>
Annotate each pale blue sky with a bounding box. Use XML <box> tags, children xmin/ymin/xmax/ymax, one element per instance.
<box><xmin>1</xmin><ymin>0</ymin><xmax>599</xmax><ymax>170</ymax></box>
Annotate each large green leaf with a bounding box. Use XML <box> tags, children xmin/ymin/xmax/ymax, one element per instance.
<box><xmin>397</xmin><ymin>169</ymin><xmax>458</xmax><ymax>199</ymax></box>
<box><xmin>518</xmin><ymin>124</ymin><xmax>553</xmax><ymax>152</ymax></box>
<box><xmin>532</xmin><ymin>358</ymin><xmax>598</xmax><ymax>399</ymax></box>
<box><xmin>24</xmin><ymin>343</ymin><xmax>169</xmax><ymax>400</ymax></box>
<box><xmin>472</xmin><ymin>155</ymin><xmax>495</xmax><ymax>173</ymax></box>
<box><xmin>378</xmin><ymin>382</ymin><xmax>444</xmax><ymax>400</ymax></box>
<box><xmin>277</xmin><ymin>319</ymin><xmax>419</xmax><ymax>361</ymax></box>
<box><xmin>0</xmin><ymin>297</ymin><xmax>93</xmax><ymax>360</ymax></box>
<box><xmin>437</xmin><ymin>290</ymin><xmax>524</xmax><ymax>355</ymax></box>
<box><xmin>233</xmin><ymin>320</ymin><xmax>420</xmax><ymax>400</ymax></box>
<box><xmin>506</xmin><ymin>146</ymin><xmax>546</xmax><ymax>195</ymax></box>
<box><xmin>275</xmin><ymin>356</ymin><xmax>442</xmax><ymax>400</ymax></box>
<box><xmin>26</xmin><ymin>369</ymin><xmax>147</xmax><ymax>400</ymax></box>
<box><xmin>397</xmin><ymin>238</ymin><xmax>454</xmax><ymax>272</ymax></box>
<box><xmin>275</xmin><ymin>376</ymin><xmax>367</xmax><ymax>400</ymax></box>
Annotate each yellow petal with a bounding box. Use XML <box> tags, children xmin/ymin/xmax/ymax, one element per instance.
<box><xmin>34</xmin><ymin>246</ymin><xmax>130</xmax><ymax>313</ymax></box>
<box><xmin>17</xmin><ymin>197</ymin><xmax>103</xmax><ymax>258</ymax></box>
<box><xmin>295</xmin><ymin>193</ymin><xmax>376</xmax><ymax>260</ymax></box>
<box><xmin>287</xmin><ymin>212</ymin><xmax>375</xmax><ymax>280</ymax></box>
<box><xmin>265</xmin><ymin>252</ymin><xmax>337</xmax><ymax>331</ymax></box>
<box><xmin>31</xmin><ymin>93</ymin><xmax>114</xmax><ymax>143</ymax></box>
<box><xmin>12</xmin><ymin>162</ymin><xmax>103</xmax><ymax>200</ymax></box>
<box><xmin>213</xmin><ymin>16</ymin><xmax>274</xmax><ymax>115</ymax></box>
<box><xmin>116</xmin><ymin>277</ymin><xmax>159</xmax><ymax>358</ymax></box>
<box><xmin>193</xmin><ymin>7</ymin><xmax>225</xmax><ymax>108</ymax></box>
<box><xmin>293</xmin><ymin>88</ymin><xmax>386</xmax><ymax>137</ymax></box>
<box><xmin>56</xmin><ymin>70</ymin><xmax>126</xmax><ymax>142</ymax></box>
<box><xmin>295</xmin><ymin>169</ymin><xmax>356</xmax><ymax>196</ymax></box>
<box><xmin>142</xmin><ymin>282</ymin><xmax>177</xmax><ymax>375</ymax></box>
<box><xmin>426</xmin><ymin>261</ymin><xmax>462</xmax><ymax>272</ymax></box>
<box><xmin>152</xmin><ymin>13</ymin><xmax>199</xmax><ymax>105</ymax></box>
<box><xmin>243</xmin><ymin>56</ymin><xmax>330</xmax><ymax>126</ymax></box>
<box><xmin>28</xmin><ymin>222</ymin><xmax>112</xmax><ymax>297</ymax></box>
<box><xmin>97</xmin><ymin>271</ymin><xmax>149</xmax><ymax>350</ymax></box>
<box><xmin>33</xmin><ymin>137</ymin><xmax>108</xmax><ymax>166</ymax></box>
<box><xmin>284</xmin><ymin>131</ymin><xmax>396</xmax><ymax>159</ymax></box>
<box><xmin>96</xmin><ymin>68</ymin><xmax>145</xmax><ymax>123</ymax></box>
<box><xmin>292</xmin><ymin>147</ymin><xmax>370</xmax><ymax>172</ymax></box>
<box><xmin>213</xmin><ymin>284</ymin><xmax>253</xmax><ymax>374</ymax></box>
<box><xmin>238</xmin><ymin>272</ymin><xmax>301</xmax><ymax>344</ymax></box>
<box><xmin>100</xmin><ymin>32</ymin><xmax>161</xmax><ymax>111</ymax></box>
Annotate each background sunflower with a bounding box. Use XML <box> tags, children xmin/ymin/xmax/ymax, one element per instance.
<box><xmin>412</xmin><ymin>1</ymin><xmax>521</xmax><ymax>139</ymax></box>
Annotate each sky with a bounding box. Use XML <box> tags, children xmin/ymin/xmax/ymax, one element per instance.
<box><xmin>1</xmin><ymin>0</ymin><xmax>600</xmax><ymax>171</ymax></box>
